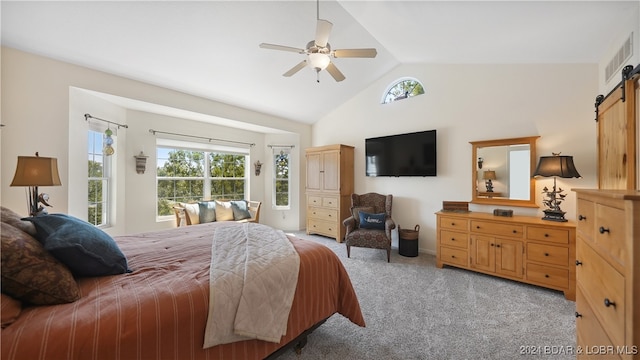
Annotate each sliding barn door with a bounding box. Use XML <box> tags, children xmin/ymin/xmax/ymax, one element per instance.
<box><xmin>596</xmin><ymin>65</ymin><xmax>638</xmax><ymax>190</ymax></box>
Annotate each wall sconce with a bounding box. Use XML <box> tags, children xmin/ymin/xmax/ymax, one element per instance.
<box><xmin>134</xmin><ymin>151</ymin><xmax>149</xmax><ymax>174</ymax></box>
<box><xmin>10</xmin><ymin>152</ymin><xmax>62</xmax><ymax>216</ymax></box>
<box><xmin>533</xmin><ymin>153</ymin><xmax>581</xmax><ymax>222</ymax></box>
<box><xmin>477</xmin><ymin>157</ymin><xmax>483</xmax><ymax>169</ymax></box>
<box><xmin>254</xmin><ymin>161</ymin><xmax>263</xmax><ymax>176</ymax></box>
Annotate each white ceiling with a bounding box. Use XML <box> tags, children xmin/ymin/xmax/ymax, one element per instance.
<box><xmin>2</xmin><ymin>1</ymin><xmax>637</xmax><ymax>126</ymax></box>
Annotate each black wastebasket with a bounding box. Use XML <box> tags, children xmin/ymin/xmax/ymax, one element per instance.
<box><xmin>399</xmin><ymin>225</ymin><xmax>419</xmax><ymax>257</ymax></box>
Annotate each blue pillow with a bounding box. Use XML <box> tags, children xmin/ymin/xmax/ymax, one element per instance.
<box><xmin>24</xmin><ymin>214</ymin><xmax>130</xmax><ymax>277</ymax></box>
<box><xmin>230</xmin><ymin>200</ymin><xmax>252</xmax><ymax>220</ymax></box>
<box><xmin>359</xmin><ymin>212</ymin><xmax>386</xmax><ymax>230</ymax></box>
<box><xmin>198</xmin><ymin>201</ymin><xmax>216</xmax><ymax>223</ymax></box>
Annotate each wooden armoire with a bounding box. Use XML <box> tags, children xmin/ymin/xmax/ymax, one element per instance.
<box><xmin>305</xmin><ymin>144</ymin><xmax>354</xmax><ymax>242</ymax></box>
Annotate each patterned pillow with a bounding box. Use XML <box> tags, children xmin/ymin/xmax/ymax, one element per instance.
<box><xmin>214</xmin><ymin>200</ymin><xmax>234</xmax><ymax>221</ymax></box>
<box><xmin>358</xmin><ymin>212</ymin><xmax>386</xmax><ymax>230</ymax></box>
<box><xmin>351</xmin><ymin>206</ymin><xmax>374</xmax><ymax>227</ymax></box>
<box><xmin>1</xmin><ymin>206</ymin><xmax>36</xmax><ymax>236</ymax></box>
<box><xmin>1</xmin><ymin>222</ymin><xmax>80</xmax><ymax>305</ymax></box>
<box><xmin>24</xmin><ymin>214</ymin><xmax>130</xmax><ymax>277</ymax></box>
<box><xmin>230</xmin><ymin>200</ymin><xmax>252</xmax><ymax>220</ymax></box>
<box><xmin>198</xmin><ymin>201</ymin><xmax>217</xmax><ymax>223</ymax></box>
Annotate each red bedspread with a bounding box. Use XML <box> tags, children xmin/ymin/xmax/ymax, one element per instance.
<box><xmin>1</xmin><ymin>222</ymin><xmax>365</xmax><ymax>359</ymax></box>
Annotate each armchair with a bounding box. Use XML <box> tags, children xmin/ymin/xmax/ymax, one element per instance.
<box><xmin>343</xmin><ymin>192</ymin><xmax>395</xmax><ymax>262</ymax></box>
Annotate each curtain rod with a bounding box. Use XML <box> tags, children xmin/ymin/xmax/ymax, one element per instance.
<box><xmin>84</xmin><ymin>113</ymin><xmax>128</xmax><ymax>129</ymax></box>
<box><xmin>149</xmin><ymin>129</ymin><xmax>255</xmax><ymax>147</ymax></box>
<box><xmin>268</xmin><ymin>144</ymin><xmax>295</xmax><ymax>148</ymax></box>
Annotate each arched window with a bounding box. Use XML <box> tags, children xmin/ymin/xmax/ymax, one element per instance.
<box><xmin>382</xmin><ymin>77</ymin><xmax>425</xmax><ymax>104</ymax></box>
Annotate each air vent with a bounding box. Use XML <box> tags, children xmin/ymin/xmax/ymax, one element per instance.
<box><xmin>605</xmin><ymin>33</ymin><xmax>633</xmax><ymax>82</ymax></box>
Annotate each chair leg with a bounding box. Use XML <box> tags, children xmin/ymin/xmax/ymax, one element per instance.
<box><xmin>386</xmin><ymin>248</ymin><xmax>390</xmax><ymax>263</ymax></box>
<box><xmin>346</xmin><ymin>245</ymin><xmax>351</xmax><ymax>258</ymax></box>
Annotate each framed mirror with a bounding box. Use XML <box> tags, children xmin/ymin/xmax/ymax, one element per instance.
<box><xmin>470</xmin><ymin>136</ymin><xmax>539</xmax><ymax>208</ymax></box>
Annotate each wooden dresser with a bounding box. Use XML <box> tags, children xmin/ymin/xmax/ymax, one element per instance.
<box><xmin>305</xmin><ymin>144</ymin><xmax>354</xmax><ymax>242</ymax></box>
<box><xmin>436</xmin><ymin>211</ymin><xmax>576</xmax><ymax>300</ymax></box>
<box><xmin>573</xmin><ymin>189</ymin><xmax>639</xmax><ymax>359</ymax></box>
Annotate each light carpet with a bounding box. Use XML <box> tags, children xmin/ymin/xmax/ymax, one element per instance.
<box><xmin>278</xmin><ymin>231</ymin><xmax>576</xmax><ymax>360</ymax></box>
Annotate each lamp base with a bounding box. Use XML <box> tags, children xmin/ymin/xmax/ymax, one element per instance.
<box><xmin>541</xmin><ymin>209</ymin><xmax>567</xmax><ymax>222</ymax></box>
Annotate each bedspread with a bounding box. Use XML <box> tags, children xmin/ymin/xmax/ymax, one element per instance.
<box><xmin>203</xmin><ymin>223</ymin><xmax>300</xmax><ymax>347</ymax></box>
<box><xmin>1</xmin><ymin>222</ymin><xmax>365</xmax><ymax>360</ymax></box>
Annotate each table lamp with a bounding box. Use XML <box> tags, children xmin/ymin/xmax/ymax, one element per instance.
<box><xmin>533</xmin><ymin>153</ymin><xmax>581</xmax><ymax>222</ymax></box>
<box><xmin>10</xmin><ymin>152</ymin><xmax>62</xmax><ymax>216</ymax></box>
<box><xmin>483</xmin><ymin>170</ymin><xmax>497</xmax><ymax>192</ymax></box>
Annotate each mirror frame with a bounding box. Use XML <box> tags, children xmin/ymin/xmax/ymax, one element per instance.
<box><xmin>470</xmin><ymin>136</ymin><xmax>540</xmax><ymax>208</ymax></box>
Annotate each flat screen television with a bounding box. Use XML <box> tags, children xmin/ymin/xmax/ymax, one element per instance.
<box><xmin>365</xmin><ymin>130</ymin><xmax>437</xmax><ymax>177</ymax></box>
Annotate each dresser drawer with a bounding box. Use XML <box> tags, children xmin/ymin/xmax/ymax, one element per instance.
<box><xmin>439</xmin><ymin>216</ymin><xmax>468</xmax><ymax>231</ymax></box>
<box><xmin>322</xmin><ymin>196</ymin><xmax>339</xmax><ymax>208</ymax></box>
<box><xmin>440</xmin><ymin>246</ymin><xmax>468</xmax><ymax>267</ymax></box>
<box><xmin>308</xmin><ymin>195</ymin><xmax>322</xmax><ymax>207</ymax></box>
<box><xmin>595</xmin><ymin>204</ymin><xmax>628</xmax><ymax>268</ymax></box>
<box><xmin>576</xmin><ymin>199</ymin><xmax>595</xmax><ymax>242</ymax></box>
<box><xmin>576</xmin><ymin>287</ymin><xmax>618</xmax><ymax>360</ymax></box>
<box><xmin>308</xmin><ymin>207</ymin><xmax>338</xmax><ymax>221</ymax></box>
<box><xmin>308</xmin><ymin>219</ymin><xmax>338</xmax><ymax>238</ymax></box>
<box><xmin>471</xmin><ymin>220</ymin><xmax>523</xmax><ymax>238</ymax></box>
<box><xmin>526</xmin><ymin>263</ymin><xmax>568</xmax><ymax>289</ymax></box>
<box><xmin>440</xmin><ymin>230</ymin><xmax>468</xmax><ymax>249</ymax></box>
<box><xmin>576</xmin><ymin>241</ymin><xmax>625</xmax><ymax>346</ymax></box>
<box><xmin>527</xmin><ymin>226</ymin><xmax>569</xmax><ymax>244</ymax></box>
<box><xmin>526</xmin><ymin>243</ymin><xmax>569</xmax><ymax>266</ymax></box>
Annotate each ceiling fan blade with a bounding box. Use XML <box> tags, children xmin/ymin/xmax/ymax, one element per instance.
<box><xmin>333</xmin><ymin>48</ymin><xmax>378</xmax><ymax>58</ymax></box>
<box><xmin>283</xmin><ymin>61</ymin><xmax>307</xmax><ymax>77</ymax></box>
<box><xmin>315</xmin><ymin>19</ymin><xmax>333</xmax><ymax>48</ymax></box>
<box><xmin>259</xmin><ymin>43</ymin><xmax>305</xmax><ymax>54</ymax></box>
<box><xmin>326</xmin><ymin>62</ymin><xmax>345</xmax><ymax>82</ymax></box>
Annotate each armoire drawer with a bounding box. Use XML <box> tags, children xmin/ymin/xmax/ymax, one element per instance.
<box><xmin>527</xmin><ymin>226</ymin><xmax>569</xmax><ymax>244</ymax></box>
<box><xmin>526</xmin><ymin>243</ymin><xmax>569</xmax><ymax>266</ymax></box>
<box><xmin>308</xmin><ymin>195</ymin><xmax>323</xmax><ymax>207</ymax></box>
<box><xmin>471</xmin><ymin>220</ymin><xmax>523</xmax><ymax>238</ymax></box>
<box><xmin>308</xmin><ymin>207</ymin><xmax>338</xmax><ymax>221</ymax></box>
<box><xmin>576</xmin><ymin>240</ymin><xmax>625</xmax><ymax>346</ymax></box>
<box><xmin>439</xmin><ymin>216</ymin><xmax>469</xmax><ymax>231</ymax></box>
<box><xmin>595</xmin><ymin>203</ymin><xmax>628</xmax><ymax>268</ymax></box>
<box><xmin>440</xmin><ymin>247</ymin><xmax>468</xmax><ymax>267</ymax></box>
<box><xmin>308</xmin><ymin>219</ymin><xmax>338</xmax><ymax>238</ymax></box>
<box><xmin>439</xmin><ymin>230</ymin><xmax>469</xmax><ymax>249</ymax></box>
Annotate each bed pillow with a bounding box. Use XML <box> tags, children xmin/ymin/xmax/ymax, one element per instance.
<box><xmin>351</xmin><ymin>206</ymin><xmax>374</xmax><ymax>228</ymax></box>
<box><xmin>214</xmin><ymin>200</ymin><xmax>234</xmax><ymax>221</ymax></box>
<box><xmin>1</xmin><ymin>222</ymin><xmax>80</xmax><ymax>305</ymax></box>
<box><xmin>179</xmin><ymin>203</ymin><xmax>200</xmax><ymax>225</ymax></box>
<box><xmin>1</xmin><ymin>293</ymin><xmax>22</xmax><ymax>328</ymax></box>
<box><xmin>358</xmin><ymin>212</ymin><xmax>386</xmax><ymax>230</ymax></box>
<box><xmin>198</xmin><ymin>201</ymin><xmax>217</xmax><ymax>223</ymax></box>
<box><xmin>230</xmin><ymin>200</ymin><xmax>252</xmax><ymax>220</ymax></box>
<box><xmin>24</xmin><ymin>214</ymin><xmax>130</xmax><ymax>277</ymax></box>
<box><xmin>1</xmin><ymin>206</ymin><xmax>36</xmax><ymax>236</ymax></box>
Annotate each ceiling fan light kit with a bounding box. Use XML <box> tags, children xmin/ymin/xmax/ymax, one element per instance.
<box><xmin>259</xmin><ymin>1</ymin><xmax>377</xmax><ymax>82</ymax></box>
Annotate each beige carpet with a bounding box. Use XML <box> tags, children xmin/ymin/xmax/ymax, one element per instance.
<box><xmin>278</xmin><ymin>231</ymin><xmax>576</xmax><ymax>360</ymax></box>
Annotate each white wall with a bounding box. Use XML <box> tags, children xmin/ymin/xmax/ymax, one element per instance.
<box><xmin>313</xmin><ymin>63</ymin><xmax>598</xmax><ymax>254</ymax></box>
<box><xmin>1</xmin><ymin>47</ymin><xmax>312</xmax><ymax>234</ymax></box>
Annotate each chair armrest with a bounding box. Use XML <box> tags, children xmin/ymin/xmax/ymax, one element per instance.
<box><xmin>385</xmin><ymin>218</ymin><xmax>396</xmax><ymax>238</ymax></box>
<box><xmin>343</xmin><ymin>216</ymin><xmax>356</xmax><ymax>234</ymax></box>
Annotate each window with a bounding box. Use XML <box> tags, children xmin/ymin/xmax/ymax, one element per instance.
<box><xmin>273</xmin><ymin>147</ymin><xmax>290</xmax><ymax>209</ymax></box>
<box><xmin>87</xmin><ymin>130</ymin><xmax>112</xmax><ymax>226</ymax></box>
<box><xmin>156</xmin><ymin>143</ymin><xmax>248</xmax><ymax>217</ymax></box>
<box><xmin>382</xmin><ymin>77</ymin><xmax>425</xmax><ymax>104</ymax></box>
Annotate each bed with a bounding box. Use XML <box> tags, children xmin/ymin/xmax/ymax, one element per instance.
<box><xmin>1</xmin><ymin>214</ymin><xmax>365</xmax><ymax>360</ymax></box>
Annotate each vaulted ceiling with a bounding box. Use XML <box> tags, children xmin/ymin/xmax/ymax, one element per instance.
<box><xmin>2</xmin><ymin>1</ymin><xmax>637</xmax><ymax>125</ymax></box>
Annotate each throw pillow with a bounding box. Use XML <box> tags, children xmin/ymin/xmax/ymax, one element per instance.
<box><xmin>214</xmin><ymin>200</ymin><xmax>234</xmax><ymax>221</ymax></box>
<box><xmin>1</xmin><ymin>206</ymin><xmax>36</xmax><ymax>236</ymax></box>
<box><xmin>230</xmin><ymin>200</ymin><xmax>252</xmax><ymax>221</ymax></box>
<box><xmin>24</xmin><ymin>214</ymin><xmax>130</xmax><ymax>277</ymax></box>
<box><xmin>351</xmin><ymin>206</ymin><xmax>374</xmax><ymax>227</ymax></box>
<box><xmin>180</xmin><ymin>203</ymin><xmax>200</xmax><ymax>225</ymax></box>
<box><xmin>1</xmin><ymin>222</ymin><xmax>80</xmax><ymax>305</ymax></box>
<box><xmin>1</xmin><ymin>293</ymin><xmax>22</xmax><ymax>328</ymax></box>
<box><xmin>198</xmin><ymin>201</ymin><xmax>217</xmax><ymax>223</ymax></box>
<box><xmin>358</xmin><ymin>212</ymin><xmax>386</xmax><ymax>230</ymax></box>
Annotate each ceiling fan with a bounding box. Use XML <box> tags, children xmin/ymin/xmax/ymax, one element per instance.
<box><xmin>259</xmin><ymin>0</ymin><xmax>377</xmax><ymax>82</ymax></box>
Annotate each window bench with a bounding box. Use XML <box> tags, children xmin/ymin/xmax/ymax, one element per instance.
<box><xmin>173</xmin><ymin>200</ymin><xmax>261</xmax><ymax>227</ymax></box>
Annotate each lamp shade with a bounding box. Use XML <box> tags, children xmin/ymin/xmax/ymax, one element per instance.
<box><xmin>10</xmin><ymin>155</ymin><xmax>62</xmax><ymax>187</ymax></box>
<box><xmin>307</xmin><ymin>53</ymin><xmax>331</xmax><ymax>70</ymax></box>
<box><xmin>482</xmin><ymin>170</ymin><xmax>497</xmax><ymax>180</ymax></box>
<box><xmin>533</xmin><ymin>155</ymin><xmax>581</xmax><ymax>178</ymax></box>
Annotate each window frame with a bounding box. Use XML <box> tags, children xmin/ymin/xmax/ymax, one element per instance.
<box><xmin>381</xmin><ymin>77</ymin><xmax>425</xmax><ymax>104</ymax></box>
<box><xmin>87</xmin><ymin>128</ymin><xmax>113</xmax><ymax>228</ymax></box>
<box><xmin>272</xmin><ymin>147</ymin><xmax>291</xmax><ymax>210</ymax></box>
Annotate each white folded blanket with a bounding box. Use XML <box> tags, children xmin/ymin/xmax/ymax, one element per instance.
<box><xmin>203</xmin><ymin>223</ymin><xmax>300</xmax><ymax>348</ymax></box>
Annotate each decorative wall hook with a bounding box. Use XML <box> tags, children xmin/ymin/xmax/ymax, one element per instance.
<box><xmin>134</xmin><ymin>151</ymin><xmax>149</xmax><ymax>174</ymax></box>
<box><xmin>254</xmin><ymin>161</ymin><xmax>263</xmax><ymax>176</ymax></box>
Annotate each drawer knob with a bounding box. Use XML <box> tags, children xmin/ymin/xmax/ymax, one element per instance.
<box><xmin>545</xmin><ymin>274</ymin><xmax>550</xmax><ymax>278</ymax></box>
<box><xmin>451</xmin><ymin>222</ymin><xmax>455</xmax><ymax>226</ymax></box>
<box><xmin>451</xmin><ymin>255</ymin><xmax>456</xmax><ymax>258</ymax></box>
<box><xmin>599</xmin><ymin>226</ymin><xmax>610</xmax><ymax>234</ymax></box>
<box><xmin>578</xmin><ymin>215</ymin><xmax>587</xmax><ymax>221</ymax></box>
<box><xmin>450</xmin><ymin>238</ymin><xmax>455</xmax><ymax>241</ymax></box>
<box><xmin>495</xmin><ymin>244</ymin><xmax>501</xmax><ymax>248</ymax></box>
<box><xmin>575</xmin><ymin>260</ymin><xmax>582</xmax><ymax>266</ymax></box>
<box><xmin>490</xmin><ymin>243</ymin><xmax>495</xmax><ymax>247</ymax></box>
<box><xmin>476</xmin><ymin>226</ymin><xmax>480</xmax><ymax>229</ymax></box>
<box><xmin>512</xmin><ymin>230</ymin><xmax>517</xmax><ymax>234</ymax></box>
<box><xmin>544</xmin><ymin>253</ymin><xmax>549</xmax><ymax>257</ymax></box>
<box><xmin>575</xmin><ymin>312</ymin><xmax>582</xmax><ymax>318</ymax></box>
<box><xmin>544</xmin><ymin>233</ymin><xmax>549</xmax><ymax>237</ymax></box>
<box><xmin>604</xmin><ymin>298</ymin><xmax>616</xmax><ymax>308</ymax></box>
